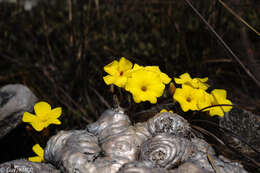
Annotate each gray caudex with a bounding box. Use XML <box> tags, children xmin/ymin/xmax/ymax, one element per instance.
<box><xmin>0</xmin><ymin>159</ymin><xmax>60</xmax><ymax>173</ymax></box>
<box><xmin>42</xmin><ymin>109</ymin><xmax>249</xmax><ymax>173</ymax></box>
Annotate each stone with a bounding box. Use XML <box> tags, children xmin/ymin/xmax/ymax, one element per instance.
<box><xmin>0</xmin><ymin>84</ymin><xmax>37</xmax><ymax>138</ymax></box>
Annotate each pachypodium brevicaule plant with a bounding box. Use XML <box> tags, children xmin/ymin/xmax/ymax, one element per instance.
<box><xmin>20</xmin><ymin>57</ymin><xmax>232</xmax><ymax>163</ymax></box>
<box><xmin>22</xmin><ymin>101</ymin><xmax>62</xmax><ymax>162</ymax></box>
<box><xmin>103</xmin><ymin>57</ymin><xmax>232</xmax><ymax>117</ymax></box>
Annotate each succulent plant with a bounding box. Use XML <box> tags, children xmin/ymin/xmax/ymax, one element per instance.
<box><xmin>140</xmin><ymin>133</ymin><xmax>194</xmax><ymax>169</ymax></box>
<box><xmin>0</xmin><ymin>109</ymin><xmax>249</xmax><ymax>173</ymax></box>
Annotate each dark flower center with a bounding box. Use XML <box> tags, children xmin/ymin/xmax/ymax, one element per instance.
<box><xmin>141</xmin><ymin>86</ymin><xmax>147</xmax><ymax>92</ymax></box>
<box><xmin>186</xmin><ymin>97</ymin><xmax>191</xmax><ymax>102</ymax></box>
<box><xmin>120</xmin><ymin>71</ymin><xmax>124</xmax><ymax>76</ymax></box>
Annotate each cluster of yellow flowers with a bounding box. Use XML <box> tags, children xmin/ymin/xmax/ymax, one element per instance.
<box><xmin>103</xmin><ymin>57</ymin><xmax>171</xmax><ymax>103</ymax></box>
<box><xmin>103</xmin><ymin>57</ymin><xmax>232</xmax><ymax>117</ymax></box>
<box><xmin>22</xmin><ymin>101</ymin><xmax>62</xmax><ymax>162</ymax></box>
<box><xmin>173</xmin><ymin>73</ymin><xmax>232</xmax><ymax>117</ymax></box>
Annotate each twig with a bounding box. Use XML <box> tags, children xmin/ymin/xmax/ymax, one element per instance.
<box><xmin>199</xmin><ymin>104</ymin><xmax>233</xmax><ymax>112</ymax></box>
<box><xmin>57</xmin><ymin>86</ymin><xmax>93</xmax><ymax>123</ymax></box>
<box><xmin>37</xmin><ymin>65</ymin><xmax>94</xmax><ymax>123</ymax></box>
<box><xmin>68</xmin><ymin>0</ymin><xmax>73</xmax><ymax>46</ymax></box>
<box><xmin>192</xmin><ymin>125</ymin><xmax>225</xmax><ymax>145</ymax></box>
<box><xmin>206</xmin><ymin>146</ymin><xmax>221</xmax><ymax>173</ymax></box>
<box><xmin>41</xmin><ymin>10</ymin><xmax>55</xmax><ymax>63</ymax></box>
<box><xmin>89</xmin><ymin>86</ymin><xmax>111</xmax><ymax>109</ymax></box>
<box><xmin>203</xmin><ymin>58</ymin><xmax>233</xmax><ymax>63</ymax></box>
<box><xmin>217</xmin><ymin>0</ymin><xmax>260</xmax><ymax>37</ymax></box>
<box><xmin>184</xmin><ymin>0</ymin><xmax>260</xmax><ymax>88</ymax></box>
<box><xmin>94</xmin><ymin>0</ymin><xmax>100</xmax><ymax>19</ymax></box>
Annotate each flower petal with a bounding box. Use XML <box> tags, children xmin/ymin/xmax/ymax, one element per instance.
<box><xmin>103</xmin><ymin>75</ymin><xmax>115</xmax><ymax>85</ymax></box>
<box><xmin>199</xmin><ymin>77</ymin><xmax>208</xmax><ymax>82</ymax></box>
<box><xmin>174</xmin><ymin>73</ymin><xmax>191</xmax><ymax>84</ymax></box>
<box><xmin>150</xmin><ymin>83</ymin><xmax>165</xmax><ymax>97</ymax></box>
<box><xmin>145</xmin><ymin>66</ymin><xmax>171</xmax><ymax>84</ymax></box>
<box><xmin>174</xmin><ymin>91</ymin><xmax>191</xmax><ymax>112</ymax></box>
<box><xmin>132</xmin><ymin>64</ymin><xmax>143</xmax><ymax>71</ymax></box>
<box><xmin>32</xmin><ymin>144</ymin><xmax>44</xmax><ymax>157</ymax></box>
<box><xmin>174</xmin><ymin>77</ymin><xmax>183</xmax><ymax>84</ymax></box>
<box><xmin>48</xmin><ymin>119</ymin><xmax>62</xmax><ymax>125</ymax></box>
<box><xmin>31</xmin><ymin>121</ymin><xmax>45</xmax><ymax>131</ymax></box>
<box><xmin>173</xmin><ymin>85</ymin><xmax>200</xmax><ymax>112</ymax></box>
<box><xmin>132</xmin><ymin>94</ymin><xmax>141</xmax><ymax>103</ymax></box>
<box><xmin>28</xmin><ymin>156</ymin><xmax>43</xmax><ymax>162</ymax></box>
<box><xmin>148</xmin><ymin>96</ymin><xmax>157</xmax><ymax>104</ymax></box>
<box><xmin>114</xmin><ymin>76</ymin><xmax>128</xmax><ymax>88</ymax></box>
<box><xmin>125</xmin><ymin>69</ymin><xmax>165</xmax><ymax>104</ymax></box>
<box><xmin>160</xmin><ymin>109</ymin><xmax>173</xmax><ymax>113</ymax></box>
<box><xmin>159</xmin><ymin>72</ymin><xmax>171</xmax><ymax>84</ymax></box>
<box><xmin>118</xmin><ymin>57</ymin><xmax>133</xmax><ymax>72</ymax></box>
<box><xmin>211</xmin><ymin>89</ymin><xmax>227</xmax><ymax>99</ymax></box>
<box><xmin>104</xmin><ymin>60</ymin><xmax>119</xmax><ymax>75</ymax></box>
<box><xmin>34</xmin><ymin>101</ymin><xmax>51</xmax><ymax>117</ymax></box>
<box><xmin>22</xmin><ymin>112</ymin><xmax>36</xmax><ymax>123</ymax></box>
<box><xmin>198</xmin><ymin>82</ymin><xmax>210</xmax><ymax>90</ymax></box>
<box><xmin>222</xmin><ymin>99</ymin><xmax>232</xmax><ymax>112</ymax></box>
<box><xmin>213</xmin><ymin>98</ymin><xmax>232</xmax><ymax>113</ymax></box>
<box><xmin>160</xmin><ymin>109</ymin><xmax>168</xmax><ymax>113</ymax></box>
<box><xmin>140</xmin><ymin>91</ymin><xmax>157</xmax><ymax>103</ymax></box>
<box><xmin>211</xmin><ymin>89</ymin><xmax>232</xmax><ymax>112</ymax></box>
<box><xmin>197</xmin><ymin>90</ymin><xmax>212</xmax><ymax>110</ymax></box>
<box><xmin>180</xmin><ymin>73</ymin><xmax>191</xmax><ymax>81</ymax></box>
<box><xmin>181</xmin><ymin>102</ymin><xmax>191</xmax><ymax>112</ymax></box>
<box><xmin>209</xmin><ymin>107</ymin><xmax>224</xmax><ymax>117</ymax></box>
<box><xmin>48</xmin><ymin>107</ymin><xmax>62</xmax><ymax>119</ymax></box>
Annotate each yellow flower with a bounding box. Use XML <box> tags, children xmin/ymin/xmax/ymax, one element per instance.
<box><xmin>28</xmin><ymin>144</ymin><xmax>44</xmax><ymax>162</ymax></box>
<box><xmin>103</xmin><ymin>57</ymin><xmax>133</xmax><ymax>88</ymax></box>
<box><xmin>125</xmin><ymin>69</ymin><xmax>165</xmax><ymax>104</ymax></box>
<box><xmin>173</xmin><ymin>84</ymin><xmax>203</xmax><ymax>112</ymax></box>
<box><xmin>203</xmin><ymin>89</ymin><xmax>232</xmax><ymax>117</ymax></box>
<box><xmin>132</xmin><ymin>64</ymin><xmax>171</xmax><ymax>84</ymax></box>
<box><xmin>23</xmin><ymin>101</ymin><xmax>62</xmax><ymax>131</ymax></box>
<box><xmin>174</xmin><ymin>73</ymin><xmax>209</xmax><ymax>90</ymax></box>
<box><xmin>160</xmin><ymin>109</ymin><xmax>173</xmax><ymax>113</ymax></box>
<box><xmin>196</xmin><ymin>90</ymin><xmax>212</xmax><ymax>110</ymax></box>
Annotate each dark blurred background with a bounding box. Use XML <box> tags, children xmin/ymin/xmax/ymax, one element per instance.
<box><xmin>0</xmin><ymin>0</ymin><xmax>259</xmax><ymax>171</ymax></box>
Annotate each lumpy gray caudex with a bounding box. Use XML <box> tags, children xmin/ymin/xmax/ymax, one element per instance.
<box><xmin>0</xmin><ymin>107</ymin><xmax>248</xmax><ymax>173</ymax></box>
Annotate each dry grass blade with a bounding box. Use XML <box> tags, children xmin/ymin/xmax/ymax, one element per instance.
<box><xmin>206</xmin><ymin>146</ymin><xmax>221</xmax><ymax>173</ymax></box>
<box><xmin>217</xmin><ymin>0</ymin><xmax>260</xmax><ymax>37</ymax></box>
<box><xmin>191</xmin><ymin>125</ymin><xmax>225</xmax><ymax>145</ymax></box>
<box><xmin>89</xmin><ymin>86</ymin><xmax>111</xmax><ymax>109</ymax></box>
<box><xmin>184</xmin><ymin>0</ymin><xmax>260</xmax><ymax>88</ymax></box>
<box><xmin>192</xmin><ymin>119</ymin><xmax>260</xmax><ymax>155</ymax></box>
<box><xmin>68</xmin><ymin>0</ymin><xmax>73</xmax><ymax>46</ymax></box>
<box><xmin>94</xmin><ymin>0</ymin><xmax>100</xmax><ymax>18</ymax></box>
<box><xmin>199</xmin><ymin>104</ymin><xmax>233</xmax><ymax>112</ymax></box>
